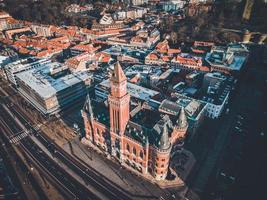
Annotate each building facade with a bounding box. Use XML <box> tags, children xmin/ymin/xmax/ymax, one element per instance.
<box><xmin>201</xmin><ymin>72</ymin><xmax>233</xmax><ymax>119</ymax></box>
<box><xmin>16</xmin><ymin>62</ymin><xmax>92</xmax><ymax>115</ymax></box>
<box><xmin>82</xmin><ymin>62</ymin><xmax>190</xmax><ymax>181</ymax></box>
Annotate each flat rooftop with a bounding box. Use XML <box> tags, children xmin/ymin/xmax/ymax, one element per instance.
<box><xmin>5</xmin><ymin>57</ymin><xmax>51</xmax><ymax>73</ymax></box>
<box><xmin>205</xmin><ymin>52</ymin><xmax>247</xmax><ymax>71</ymax></box>
<box><xmin>125</xmin><ymin>64</ymin><xmax>162</xmax><ymax>76</ymax></box>
<box><xmin>16</xmin><ymin>62</ymin><xmax>92</xmax><ymax>99</ymax></box>
<box><xmin>99</xmin><ymin>79</ymin><xmax>159</xmax><ymax>101</ymax></box>
<box><xmin>205</xmin><ymin>44</ymin><xmax>249</xmax><ymax>71</ymax></box>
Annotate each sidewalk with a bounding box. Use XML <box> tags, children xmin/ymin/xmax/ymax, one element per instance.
<box><xmin>62</xmin><ymin>137</ymin><xmax>166</xmax><ymax>200</ymax></box>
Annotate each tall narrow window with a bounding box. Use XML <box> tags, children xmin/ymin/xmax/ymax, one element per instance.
<box><xmin>140</xmin><ymin>151</ymin><xmax>143</xmax><ymax>159</ymax></box>
<box><xmin>133</xmin><ymin>147</ymin><xmax>136</xmax><ymax>155</ymax></box>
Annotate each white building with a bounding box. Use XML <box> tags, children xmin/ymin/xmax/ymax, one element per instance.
<box><xmin>131</xmin><ymin>0</ymin><xmax>148</xmax><ymax>6</ymax></box>
<box><xmin>95</xmin><ymin>79</ymin><xmax>159</xmax><ymax>102</ymax></box>
<box><xmin>30</xmin><ymin>24</ymin><xmax>53</xmax><ymax>37</ymax></box>
<box><xmin>16</xmin><ymin>62</ymin><xmax>93</xmax><ymax>115</ymax></box>
<box><xmin>0</xmin><ymin>56</ymin><xmax>11</xmax><ymax>68</ymax></box>
<box><xmin>99</xmin><ymin>14</ymin><xmax>114</xmax><ymax>25</ymax></box>
<box><xmin>4</xmin><ymin>58</ymin><xmax>51</xmax><ymax>86</ymax></box>
<box><xmin>203</xmin><ymin>92</ymin><xmax>229</xmax><ymax>119</ymax></box>
<box><xmin>201</xmin><ymin>73</ymin><xmax>233</xmax><ymax>119</ymax></box>
<box><xmin>113</xmin><ymin>7</ymin><xmax>148</xmax><ymax>20</ymax></box>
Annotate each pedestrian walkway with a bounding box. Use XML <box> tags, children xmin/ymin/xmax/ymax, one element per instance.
<box><xmin>62</xmin><ymin>137</ymin><xmax>165</xmax><ymax>200</ymax></box>
<box><xmin>9</xmin><ymin>130</ymin><xmax>29</xmax><ymax>144</ymax></box>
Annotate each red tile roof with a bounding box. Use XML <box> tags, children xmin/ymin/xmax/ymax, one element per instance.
<box><xmin>71</xmin><ymin>43</ymin><xmax>101</xmax><ymax>53</ymax></box>
<box><xmin>167</xmin><ymin>48</ymin><xmax>181</xmax><ymax>54</ymax></box>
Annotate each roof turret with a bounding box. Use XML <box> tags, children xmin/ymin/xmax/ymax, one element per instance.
<box><xmin>159</xmin><ymin>124</ymin><xmax>170</xmax><ymax>150</ymax></box>
<box><xmin>176</xmin><ymin>107</ymin><xmax>188</xmax><ymax>129</ymax></box>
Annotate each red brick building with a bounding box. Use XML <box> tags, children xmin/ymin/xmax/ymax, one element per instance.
<box><xmin>82</xmin><ymin>62</ymin><xmax>189</xmax><ymax>181</ymax></box>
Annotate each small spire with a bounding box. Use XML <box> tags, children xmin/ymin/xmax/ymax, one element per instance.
<box><xmin>85</xmin><ymin>93</ymin><xmax>94</xmax><ymax>119</ymax></box>
<box><xmin>111</xmin><ymin>62</ymin><xmax>126</xmax><ymax>83</ymax></box>
<box><xmin>177</xmin><ymin>107</ymin><xmax>188</xmax><ymax>129</ymax></box>
<box><xmin>159</xmin><ymin>124</ymin><xmax>170</xmax><ymax>150</ymax></box>
<box><xmin>146</xmin><ymin>135</ymin><xmax>149</xmax><ymax>147</ymax></box>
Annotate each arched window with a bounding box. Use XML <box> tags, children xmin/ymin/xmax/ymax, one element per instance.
<box><xmin>133</xmin><ymin>147</ymin><xmax>136</xmax><ymax>155</ymax></box>
<box><xmin>115</xmin><ymin>138</ymin><xmax>120</xmax><ymax>149</ymax></box>
<box><xmin>140</xmin><ymin>151</ymin><xmax>143</xmax><ymax>159</ymax></box>
<box><xmin>126</xmin><ymin>143</ymin><xmax>130</xmax><ymax>152</ymax></box>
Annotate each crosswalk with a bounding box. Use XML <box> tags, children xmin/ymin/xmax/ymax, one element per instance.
<box><xmin>9</xmin><ymin>131</ymin><xmax>29</xmax><ymax>144</ymax></box>
<box><xmin>8</xmin><ymin>123</ymin><xmax>44</xmax><ymax>145</ymax></box>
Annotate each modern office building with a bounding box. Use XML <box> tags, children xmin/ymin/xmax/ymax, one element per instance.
<box><xmin>16</xmin><ymin>62</ymin><xmax>92</xmax><ymax>115</ymax></box>
<box><xmin>4</xmin><ymin>58</ymin><xmax>51</xmax><ymax>85</ymax></box>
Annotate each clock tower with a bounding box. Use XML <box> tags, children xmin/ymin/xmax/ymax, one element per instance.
<box><xmin>108</xmin><ymin>62</ymin><xmax>130</xmax><ymax>135</ymax></box>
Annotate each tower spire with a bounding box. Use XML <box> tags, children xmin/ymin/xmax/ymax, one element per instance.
<box><xmin>111</xmin><ymin>62</ymin><xmax>126</xmax><ymax>83</ymax></box>
<box><xmin>146</xmin><ymin>135</ymin><xmax>149</xmax><ymax>147</ymax></box>
<box><xmin>85</xmin><ymin>93</ymin><xmax>94</xmax><ymax>120</ymax></box>
<box><xmin>176</xmin><ymin>107</ymin><xmax>188</xmax><ymax>129</ymax></box>
<box><xmin>159</xmin><ymin>124</ymin><xmax>170</xmax><ymax>150</ymax></box>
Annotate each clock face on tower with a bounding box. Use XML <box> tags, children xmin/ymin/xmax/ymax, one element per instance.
<box><xmin>111</xmin><ymin>80</ymin><xmax>127</xmax><ymax>97</ymax></box>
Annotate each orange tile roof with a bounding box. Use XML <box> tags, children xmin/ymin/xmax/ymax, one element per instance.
<box><xmin>81</xmin><ymin>28</ymin><xmax>93</xmax><ymax>34</ymax></box>
<box><xmin>147</xmin><ymin>53</ymin><xmax>158</xmax><ymax>60</ymax></box>
<box><xmin>29</xmin><ymin>50</ymin><xmax>37</xmax><ymax>56</ymax></box>
<box><xmin>6</xmin><ymin>17</ymin><xmax>20</xmax><ymax>24</ymax></box>
<box><xmin>129</xmin><ymin>75</ymin><xmax>140</xmax><ymax>83</ymax></box>
<box><xmin>167</xmin><ymin>48</ymin><xmax>181</xmax><ymax>54</ymax></box>
<box><xmin>18</xmin><ymin>47</ymin><xmax>30</xmax><ymax>54</ymax></box>
<box><xmin>71</xmin><ymin>43</ymin><xmax>101</xmax><ymax>53</ymax></box>
<box><xmin>65</xmin><ymin>57</ymin><xmax>80</xmax><ymax>67</ymax></box>
<box><xmin>96</xmin><ymin>52</ymin><xmax>111</xmax><ymax>63</ymax></box>
<box><xmin>53</xmin><ymin>27</ymin><xmax>77</xmax><ymax>37</ymax></box>
<box><xmin>50</xmin><ymin>26</ymin><xmax>58</xmax><ymax>33</ymax></box>
<box><xmin>65</xmin><ymin>52</ymin><xmax>93</xmax><ymax>68</ymax></box>
<box><xmin>174</xmin><ymin>55</ymin><xmax>202</xmax><ymax>65</ymax></box>
<box><xmin>0</xmin><ymin>38</ymin><xmax>13</xmax><ymax>45</ymax></box>
<box><xmin>14</xmin><ymin>40</ymin><xmax>27</xmax><ymax>47</ymax></box>
<box><xmin>37</xmin><ymin>50</ymin><xmax>49</xmax><ymax>58</ymax></box>
<box><xmin>161</xmin><ymin>56</ymin><xmax>170</xmax><ymax>62</ymax></box>
<box><xmin>199</xmin><ymin>66</ymin><xmax>210</xmax><ymax>72</ymax></box>
<box><xmin>156</xmin><ymin>40</ymin><xmax>169</xmax><ymax>51</ymax></box>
